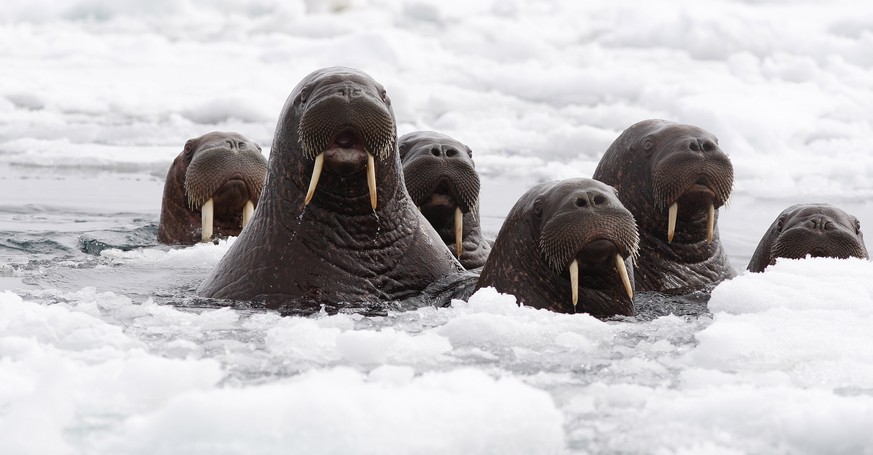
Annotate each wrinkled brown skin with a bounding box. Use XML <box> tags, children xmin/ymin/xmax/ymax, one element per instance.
<box><xmin>593</xmin><ymin>119</ymin><xmax>736</xmax><ymax>293</ymax></box>
<box><xmin>476</xmin><ymin>178</ymin><xmax>639</xmax><ymax>318</ymax></box>
<box><xmin>399</xmin><ymin>131</ymin><xmax>491</xmax><ymax>269</ymax></box>
<box><xmin>157</xmin><ymin>131</ymin><xmax>267</xmax><ymax>245</ymax></box>
<box><xmin>747</xmin><ymin>204</ymin><xmax>869</xmax><ymax>272</ymax></box>
<box><xmin>196</xmin><ymin>67</ymin><xmax>462</xmax><ymax>311</ymax></box>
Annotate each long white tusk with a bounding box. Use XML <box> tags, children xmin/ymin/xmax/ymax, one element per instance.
<box><xmin>201</xmin><ymin>198</ymin><xmax>214</xmax><ymax>242</ymax></box>
<box><xmin>305</xmin><ymin>153</ymin><xmax>324</xmax><ymax>205</ymax></box>
<box><xmin>367</xmin><ymin>153</ymin><xmax>377</xmax><ymax>210</ymax></box>
<box><xmin>615</xmin><ymin>254</ymin><xmax>633</xmax><ymax>300</ymax></box>
<box><xmin>242</xmin><ymin>200</ymin><xmax>254</xmax><ymax>228</ymax></box>
<box><xmin>667</xmin><ymin>202</ymin><xmax>678</xmax><ymax>243</ymax></box>
<box><xmin>455</xmin><ymin>207</ymin><xmax>463</xmax><ymax>257</ymax></box>
<box><xmin>706</xmin><ymin>203</ymin><xmax>715</xmax><ymax>244</ymax></box>
<box><xmin>569</xmin><ymin>259</ymin><xmax>579</xmax><ymax>308</ymax></box>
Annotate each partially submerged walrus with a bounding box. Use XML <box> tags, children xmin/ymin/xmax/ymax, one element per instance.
<box><xmin>593</xmin><ymin>119</ymin><xmax>735</xmax><ymax>293</ymax></box>
<box><xmin>197</xmin><ymin>67</ymin><xmax>462</xmax><ymax>311</ymax></box>
<box><xmin>747</xmin><ymin>203</ymin><xmax>869</xmax><ymax>272</ymax></box>
<box><xmin>158</xmin><ymin>131</ymin><xmax>267</xmax><ymax>245</ymax></box>
<box><xmin>476</xmin><ymin>178</ymin><xmax>638</xmax><ymax>317</ymax></box>
<box><xmin>399</xmin><ymin>131</ymin><xmax>491</xmax><ymax>269</ymax></box>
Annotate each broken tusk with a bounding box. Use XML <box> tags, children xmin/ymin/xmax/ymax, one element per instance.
<box><xmin>242</xmin><ymin>200</ymin><xmax>254</xmax><ymax>228</ymax></box>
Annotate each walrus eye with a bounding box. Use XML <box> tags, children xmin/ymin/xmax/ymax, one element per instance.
<box><xmin>183</xmin><ymin>140</ymin><xmax>196</xmax><ymax>161</ymax></box>
<box><xmin>533</xmin><ymin>199</ymin><xmax>543</xmax><ymax>217</ymax></box>
<box><xmin>380</xmin><ymin>89</ymin><xmax>387</xmax><ymax>101</ymax></box>
<box><xmin>856</xmin><ymin>220</ymin><xmax>862</xmax><ymax>235</ymax></box>
<box><xmin>775</xmin><ymin>217</ymin><xmax>785</xmax><ymax>233</ymax></box>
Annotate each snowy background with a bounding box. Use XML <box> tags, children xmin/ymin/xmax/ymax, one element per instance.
<box><xmin>2</xmin><ymin>0</ymin><xmax>873</xmax><ymax>453</ymax></box>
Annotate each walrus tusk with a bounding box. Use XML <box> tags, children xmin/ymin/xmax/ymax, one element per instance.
<box><xmin>305</xmin><ymin>153</ymin><xmax>324</xmax><ymax>205</ymax></box>
<box><xmin>569</xmin><ymin>259</ymin><xmax>579</xmax><ymax>308</ymax></box>
<box><xmin>706</xmin><ymin>203</ymin><xmax>715</xmax><ymax>243</ymax></box>
<box><xmin>455</xmin><ymin>207</ymin><xmax>463</xmax><ymax>257</ymax></box>
<box><xmin>667</xmin><ymin>202</ymin><xmax>678</xmax><ymax>243</ymax></box>
<box><xmin>367</xmin><ymin>153</ymin><xmax>377</xmax><ymax>210</ymax></box>
<box><xmin>201</xmin><ymin>198</ymin><xmax>214</xmax><ymax>242</ymax></box>
<box><xmin>242</xmin><ymin>200</ymin><xmax>254</xmax><ymax>228</ymax></box>
<box><xmin>615</xmin><ymin>254</ymin><xmax>633</xmax><ymax>300</ymax></box>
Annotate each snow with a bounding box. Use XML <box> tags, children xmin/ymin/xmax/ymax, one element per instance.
<box><xmin>3</xmin><ymin>0</ymin><xmax>873</xmax><ymax>453</ymax></box>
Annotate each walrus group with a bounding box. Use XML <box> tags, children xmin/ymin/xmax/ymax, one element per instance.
<box><xmin>158</xmin><ymin>67</ymin><xmax>869</xmax><ymax>318</ymax></box>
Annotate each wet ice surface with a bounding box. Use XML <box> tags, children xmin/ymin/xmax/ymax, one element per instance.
<box><xmin>3</xmin><ymin>0</ymin><xmax>873</xmax><ymax>453</ymax></box>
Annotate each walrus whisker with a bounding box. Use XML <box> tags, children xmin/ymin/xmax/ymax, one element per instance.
<box><xmin>569</xmin><ymin>258</ymin><xmax>579</xmax><ymax>308</ymax></box>
<box><xmin>455</xmin><ymin>207</ymin><xmax>463</xmax><ymax>257</ymax></box>
<box><xmin>707</xmin><ymin>203</ymin><xmax>715</xmax><ymax>243</ymax></box>
<box><xmin>667</xmin><ymin>202</ymin><xmax>678</xmax><ymax>243</ymax></box>
<box><xmin>367</xmin><ymin>153</ymin><xmax>377</xmax><ymax>210</ymax></box>
<box><xmin>305</xmin><ymin>153</ymin><xmax>325</xmax><ymax>205</ymax></box>
<box><xmin>201</xmin><ymin>198</ymin><xmax>214</xmax><ymax>242</ymax></box>
<box><xmin>242</xmin><ymin>200</ymin><xmax>254</xmax><ymax>228</ymax></box>
<box><xmin>615</xmin><ymin>254</ymin><xmax>634</xmax><ymax>300</ymax></box>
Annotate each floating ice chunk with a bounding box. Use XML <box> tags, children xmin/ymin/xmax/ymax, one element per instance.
<box><xmin>102</xmin><ymin>367</ymin><xmax>564</xmax><ymax>454</ymax></box>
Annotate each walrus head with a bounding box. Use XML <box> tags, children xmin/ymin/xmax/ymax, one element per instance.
<box><xmin>267</xmin><ymin>67</ymin><xmax>398</xmax><ymax>216</ymax></box>
<box><xmin>196</xmin><ymin>67</ymin><xmax>463</xmax><ymax>308</ymax></box>
<box><xmin>476</xmin><ymin>178</ymin><xmax>639</xmax><ymax>317</ymax></box>
<box><xmin>157</xmin><ymin>131</ymin><xmax>267</xmax><ymax>244</ymax></box>
<box><xmin>593</xmin><ymin>119</ymin><xmax>736</xmax><ymax>292</ymax></box>
<box><xmin>399</xmin><ymin>131</ymin><xmax>490</xmax><ymax>268</ymax></box>
<box><xmin>747</xmin><ymin>204</ymin><xmax>869</xmax><ymax>272</ymax></box>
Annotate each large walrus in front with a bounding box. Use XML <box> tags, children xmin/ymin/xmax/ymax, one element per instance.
<box><xmin>197</xmin><ymin>67</ymin><xmax>462</xmax><ymax>311</ymax></box>
<box><xmin>593</xmin><ymin>119</ymin><xmax>736</xmax><ymax>293</ymax></box>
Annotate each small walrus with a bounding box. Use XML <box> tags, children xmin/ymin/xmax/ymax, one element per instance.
<box><xmin>475</xmin><ymin>178</ymin><xmax>638</xmax><ymax>317</ymax></box>
<box><xmin>747</xmin><ymin>203</ymin><xmax>869</xmax><ymax>272</ymax></box>
<box><xmin>158</xmin><ymin>131</ymin><xmax>267</xmax><ymax>245</ymax></box>
<box><xmin>399</xmin><ymin>131</ymin><xmax>491</xmax><ymax>269</ymax></box>
<box><xmin>593</xmin><ymin>119</ymin><xmax>736</xmax><ymax>293</ymax></box>
<box><xmin>196</xmin><ymin>67</ymin><xmax>462</xmax><ymax>311</ymax></box>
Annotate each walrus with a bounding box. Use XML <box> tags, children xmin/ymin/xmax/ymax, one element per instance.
<box><xmin>196</xmin><ymin>67</ymin><xmax>462</xmax><ymax>311</ymax></box>
<box><xmin>475</xmin><ymin>178</ymin><xmax>638</xmax><ymax>317</ymax></box>
<box><xmin>593</xmin><ymin>119</ymin><xmax>736</xmax><ymax>293</ymax></box>
<box><xmin>399</xmin><ymin>131</ymin><xmax>491</xmax><ymax>269</ymax></box>
<box><xmin>157</xmin><ymin>131</ymin><xmax>267</xmax><ymax>245</ymax></box>
<box><xmin>747</xmin><ymin>203</ymin><xmax>869</xmax><ymax>272</ymax></box>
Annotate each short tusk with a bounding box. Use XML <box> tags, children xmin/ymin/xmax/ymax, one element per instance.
<box><xmin>242</xmin><ymin>200</ymin><xmax>254</xmax><ymax>228</ymax></box>
<box><xmin>305</xmin><ymin>153</ymin><xmax>324</xmax><ymax>205</ymax></box>
<box><xmin>367</xmin><ymin>153</ymin><xmax>377</xmax><ymax>210</ymax></box>
<box><xmin>201</xmin><ymin>198</ymin><xmax>214</xmax><ymax>242</ymax></box>
<box><xmin>706</xmin><ymin>203</ymin><xmax>715</xmax><ymax>243</ymax></box>
<box><xmin>667</xmin><ymin>202</ymin><xmax>678</xmax><ymax>243</ymax></box>
<box><xmin>615</xmin><ymin>254</ymin><xmax>633</xmax><ymax>300</ymax></box>
<box><xmin>455</xmin><ymin>207</ymin><xmax>463</xmax><ymax>257</ymax></box>
<box><xmin>569</xmin><ymin>259</ymin><xmax>579</xmax><ymax>308</ymax></box>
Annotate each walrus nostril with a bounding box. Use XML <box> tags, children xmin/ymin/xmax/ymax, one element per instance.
<box><xmin>430</xmin><ymin>147</ymin><xmax>441</xmax><ymax>157</ymax></box>
<box><xmin>690</xmin><ymin>140</ymin><xmax>701</xmax><ymax>152</ymax></box>
<box><xmin>445</xmin><ymin>148</ymin><xmax>458</xmax><ymax>157</ymax></box>
<box><xmin>575</xmin><ymin>197</ymin><xmax>588</xmax><ymax>208</ymax></box>
<box><xmin>593</xmin><ymin>194</ymin><xmax>606</xmax><ymax>206</ymax></box>
<box><xmin>702</xmin><ymin>140</ymin><xmax>715</xmax><ymax>152</ymax></box>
